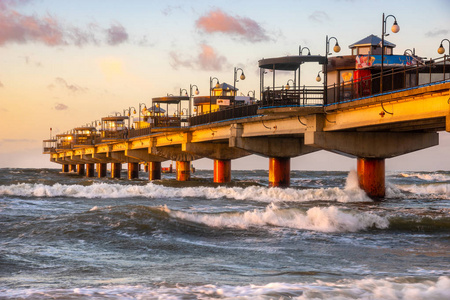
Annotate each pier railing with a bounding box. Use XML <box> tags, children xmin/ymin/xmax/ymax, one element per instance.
<box><xmin>189</xmin><ymin>103</ymin><xmax>259</xmax><ymax>126</ymax></box>
<box><xmin>326</xmin><ymin>55</ymin><xmax>450</xmax><ymax>105</ymax></box>
<box><xmin>260</xmin><ymin>85</ymin><xmax>324</xmax><ymax>107</ymax></box>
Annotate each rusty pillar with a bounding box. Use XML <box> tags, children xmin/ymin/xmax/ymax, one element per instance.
<box><xmin>148</xmin><ymin>161</ymin><xmax>161</xmax><ymax>181</ymax></box>
<box><xmin>214</xmin><ymin>159</ymin><xmax>231</xmax><ymax>183</ymax></box>
<box><xmin>97</xmin><ymin>163</ymin><xmax>107</xmax><ymax>178</ymax></box>
<box><xmin>144</xmin><ymin>163</ymin><xmax>149</xmax><ymax>172</ymax></box>
<box><xmin>127</xmin><ymin>162</ymin><xmax>139</xmax><ymax>180</ymax></box>
<box><xmin>176</xmin><ymin>161</ymin><xmax>190</xmax><ymax>181</ymax></box>
<box><xmin>76</xmin><ymin>164</ymin><xmax>85</xmax><ymax>176</ymax></box>
<box><xmin>269</xmin><ymin>157</ymin><xmax>290</xmax><ymax>187</ymax></box>
<box><xmin>62</xmin><ymin>164</ymin><xmax>69</xmax><ymax>173</ymax></box>
<box><xmin>86</xmin><ymin>163</ymin><xmax>95</xmax><ymax>177</ymax></box>
<box><xmin>111</xmin><ymin>163</ymin><xmax>121</xmax><ymax>179</ymax></box>
<box><xmin>357</xmin><ymin>158</ymin><xmax>385</xmax><ymax>199</ymax></box>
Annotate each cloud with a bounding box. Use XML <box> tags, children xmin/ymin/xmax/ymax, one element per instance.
<box><xmin>21</xmin><ymin>55</ymin><xmax>42</xmax><ymax>67</ymax></box>
<box><xmin>161</xmin><ymin>5</ymin><xmax>183</xmax><ymax>16</ymax></box>
<box><xmin>106</xmin><ymin>23</ymin><xmax>128</xmax><ymax>45</ymax></box>
<box><xmin>308</xmin><ymin>11</ymin><xmax>330</xmax><ymax>23</ymax></box>
<box><xmin>0</xmin><ymin>1</ymin><xmax>130</xmax><ymax>47</ymax></box>
<box><xmin>48</xmin><ymin>77</ymin><xmax>87</xmax><ymax>94</ymax></box>
<box><xmin>0</xmin><ymin>81</ymin><xmax>3</xmax><ymax>88</ymax></box>
<box><xmin>425</xmin><ymin>29</ymin><xmax>449</xmax><ymax>38</ymax></box>
<box><xmin>170</xmin><ymin>44</ymin><xmax>229</xmax><ymax>71</ymax></box>
<box><xmin>195</xmin><ymin>9</ymin><xmax>270</xmax><ymax>42</ymax></box>
<box><xmin>54</xmin><ymin>103</ymin><xmax>68</xmax><ymax>111</ymax></box>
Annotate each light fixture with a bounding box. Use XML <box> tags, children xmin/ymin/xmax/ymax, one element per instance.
<box><xmin>316</xmin><ymin>71</ymin><xmax>323</xmax><ymax>82</ymax></box>
<box><xmin>437</xmin><ymin>39</ymin><xmax>450</xmax><ymax>55</ymax></box>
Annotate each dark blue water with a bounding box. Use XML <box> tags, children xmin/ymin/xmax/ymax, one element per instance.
<box><xmin>1</xmin><ymin>168</ymin><xmax>449</xmax><ymax>299</ymax></box>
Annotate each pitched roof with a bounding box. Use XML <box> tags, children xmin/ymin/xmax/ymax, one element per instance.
<box><xmin>349</xmin><ymin>34</ymin><xmax>396</xmax><ymax>49</ymax></box>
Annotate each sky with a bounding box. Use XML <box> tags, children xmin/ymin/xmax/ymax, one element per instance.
<box><xmin>0</xmin><ymin>0</ymin><xmax>449</xmax><ymax>171</ymax></box>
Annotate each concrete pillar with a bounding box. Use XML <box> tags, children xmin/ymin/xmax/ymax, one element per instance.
<box><xmin>76</xmin><ymin>164</ymin><xmax>85</xmax><ymax>176</ymax></box>
<box><xmin>214</xmin><ymin>159</ymin><xmax>231</xmax><ymax>183</ymax></box>
<box><xmin>69</xmin><ymin>164</ymin><xmax>76</xmax><ymax>172</ymax></box>
<box><xmin>97</xmin><ymin>163</ymin><xmax>107</xmax><ymax>178</ymax></box>
<box><xmin>62</xmin><ymin>164</ymin><xmax>69</xmax><ymax>173</ymax></box>
<box><xmin>176</xmin><ymin>161</ymin><xmax>190</xmax><ymax>181</ymax></box>
<box><xmin>127</xmin><ymin>162</ymin><xmax>139</xmax><ymax>179</ymax></box>
<box><xmin>148</xmin><ymin>161</ymin><xmax>161</xmax><ymax>180</ymax></box>
<box><xmin>86</xmin><ymin>163</ymin><xmax>95</xmax><ymax>177</ymax></box>
<box><xmin>111</xmin><ymin>163</ymin><xmax>121</xmax><ymax>179</ymax></box>
<box><xmin>357</xmin><ymin>158</ymin><xmax>385</xmax><ymax>199</ymax></box>
<box><xmin>269</xmin><ymin>157</ymin><xmax>290</xmax><ymax>187</ymax></box>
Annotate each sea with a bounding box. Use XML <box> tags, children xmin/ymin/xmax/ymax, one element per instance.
<box><xmin>0</xmin><ymin>168</ymin><xmax>449</xmax><ymax>299</ymax></box>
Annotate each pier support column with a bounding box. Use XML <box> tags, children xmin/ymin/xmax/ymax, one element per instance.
<box><xmin>76</xmin><ymin>164</ymin><xmax>85</xmax><ymax>176</ymax></box>
<box><xmin>214</xmin><ymin>159</ymin><xmax>231</xmax><ymax>183</ymax></box>
<box><xmin>62</xmin><ymin>164</ymin><xmax>69</xmax><ymax>173</ymax></box>
<box><xmin>176</xmin><ymin>161</ymin><xmax>190</xmax><ymax>181</ymax></box>
<box><xmin>127</xmin><ymin>162</ymin><xmax>139</xmax><ymax>180</ymax></box>
<box><xmin>86</xmin><ymin>163</ymin><xmax>95</xmax><ymax>177</ymax></box>
<box><xmin>269</xmin><ymin>157</ymin><xmax>290</xmax><ymax>187</ymax></box>
<box><xmin>357</xmin><ymin>158</ymin><xmax>385</xmax><ymax>199</ymax></box>
<box><xmin>111</xmin><ymin>163</ymin><xmax>121</xmax><ymax>179</ymax></box>
<box><xmin>69</xmin><ymin>164</ymin><xmax>76</xmax><ymax>172</ymax></box>
<box><xmin>148</xmin><ymin>161</ymin><xmax>161</xmax><ymax>180</ymax></box>
<box><xmin>97</xmin><ymin>163</ymin><xmax>107</xmax><ymax>178</ymax></box>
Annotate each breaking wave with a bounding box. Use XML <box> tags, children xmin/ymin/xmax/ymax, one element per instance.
<box><xmin>164</xmin><ymin>203</ymin><xmax>389</xmax><ymax>233</ymax></box>
<box><xmin>2</xmin><ymin>276</ymin><xmax>448</xmax><ymax>300</ymax></box>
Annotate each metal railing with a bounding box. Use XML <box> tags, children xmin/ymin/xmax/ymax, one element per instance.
<box><xmin>129</xmin><ymin>127</ymin><xmax>152</xmax><ymax>138</ymax></box>
<box><xmin>326</xmin><ymin>55</ymin><xmax>450</xmax><ymax>105</ymax></box>
<box><xmin>261</xmin><ymin>85</ymin><xmax>324</xmax><ymax>107</ymax></box>
<box><xmin>189</xmin><ymin>103</ymin><xmax>259</xmax><ymax>126</ymax></box>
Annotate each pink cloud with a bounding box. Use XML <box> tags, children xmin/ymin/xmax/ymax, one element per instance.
<box><xmin>196</xmin><ymin>9</ymin><xmax>269</xmax><ymax>42</ymax></box>
<box><xmin>170</xmin><ymin>44</ymin><xmax>229</xmax><ymax>71</ymax></box>
<box><xmin>0</xmin><ymin>80</ymin><xmax>4</xmax><ymax>88</ymax></box>
<box><xmin>49</xmin><ymin>77</ymin><xmax>87</xmax><ymax>94</ymax></box>
<box><xmin>54</xmin><ymin>103</ymin><xmax>68</xmax><ymax>111</ymax></box>
<box><xmin>106</xmin><ymin>23</ymin><xmax>128</xmax><ymax>45</ymax></box>
<box><xmin>0</xmin><ymin>1</ymin><xmax>129</xmax><ymax>47</ymax></box>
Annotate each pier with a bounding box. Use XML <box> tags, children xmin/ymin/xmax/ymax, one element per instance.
<box><xmin>43</xmin><ymin>35</ymin><xmax>450</xmax><ymax>199</ymax></box>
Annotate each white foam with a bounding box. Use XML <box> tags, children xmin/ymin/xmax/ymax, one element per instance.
<box><xmin>1</xmin><ymin>276</ymin><xmax>448</xmax><ymax>300</ymax></box>
<box><xmin>399</xmin><ymin>172</ymin><xmax>450</xmax><ymax>182</ymax></box>
<box><xmin>0</xmin><ymin>180</ymin><xmax>372</xmax><ymax>203</ymax></box>
<box><xmin>164</xmin><ymin>203</ymin><xmax>389</xmax><ymax>233</ymax></box>
<box><xmin>386</xmin><ymin>182</ymin><xmax>450</xmax><ymax>199</ymax></box>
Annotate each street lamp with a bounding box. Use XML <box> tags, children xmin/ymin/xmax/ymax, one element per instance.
<box><xmin>437</xmin><ymin>39</ymin><xmax>450</xmax><ymax>55</ymax></box>
<box><xmin>138</xmin><ymin>103</ymin><xmax>147</xmax><ymax>129</ymax></box>
<box><xmin>285</xmin><ymin>79</ymin><xmax>295</xmax><ymax>90</ymax></box>
<box><xmin>190</xmin><ymin>84</ymin><xmax>199</xmax><ymax>117</ymax></box>
<box><xmin>403</xmin><ymin>49</ymin><xmax>415</xmax><ymax>56</ymax></box>
<box><xmin>234</xmin><ymin>67</ymin><xmax>245</xmax><ymax>107</ymax></box>
<box><xmin>316</xmin><ymin>71</ymin><xmax>323</xmax><ymax>82</ymax></box>
<box><xmin>210</xmin><ymin>77</ymin><xmax>220</xmax><ymax>120</ymax></box>
<box><xmin>123</xmin><ymin>106</ymin><xmax>137</xmax><ymax>129</ymax></box>
<box><xmin>299</xmin><ymin>46</ymin><xmax>311</xmax><ymax>56</ymax></box>
<box><xmin>381</xmin><ymin>13</ymin><xmax>400</xmax><ymax>92</ymax></box>
<box><xmin>324</xmin><ymin>35</ymin><xmax>340</xmax><ymax>104</ymax></box>
<box><xmin>247</xmin><ymin>90</ymin><xmax>255</xmax><ymax>97</ymax></box>
<box><xmin>180</xmin><ymin>88</ymin><xmax>188</xmax><ymax>96</ymax></box>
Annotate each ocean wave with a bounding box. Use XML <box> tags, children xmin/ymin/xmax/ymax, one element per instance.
<box><xmin>386</xmin><ymin>182</ymin><xmax>450</xmax><ymax>199</ymax></box>
<box><xmin>0</xmin><ymin>181</ymin><xmax>372</xmax><ymax>203</ymax></box>
<box><xmin>164</xmin><ymin>203</ymin><xmax>389</xmax><ymax>233</ymax></box>
<box><xmin>1</xmin><ymin>276</ymin><xmax>448</xmax><ymax>300</ymax></box>
<box><xmin>399</xmin><ymin>172</ymin><xmax>450</xmax><ymax>182</ymax></box>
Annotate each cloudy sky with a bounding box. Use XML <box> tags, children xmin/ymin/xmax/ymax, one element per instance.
<box><xmin>0</xmin><ymin>0</ymin><xmax>449</xmax><ymax>171</ymax></box>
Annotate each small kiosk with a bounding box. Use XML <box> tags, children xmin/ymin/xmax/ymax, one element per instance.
<box><xmin>151</xmin><ymin>95</ymin><xmax>190</xmax><ymax>128</ymax></box>
<box><xmin>100</xmin><ymin>116</ymin><xmax>129</xmax><ymax>140</ymax></box>
<box><xmin>56</xmin><ymin>133</ymin><xmax>75</xmax><ymax>150</ymax></box>
<box><xmin>73</xmin><ymin>126</ymin><xmax>99</xmax><ymax>146</ymax></box>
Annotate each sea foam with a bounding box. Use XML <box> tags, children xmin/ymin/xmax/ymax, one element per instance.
<box><xmin>164</xmin><ymin>203</ymin><xmax>389</xmax><ymax>233</ymax></box>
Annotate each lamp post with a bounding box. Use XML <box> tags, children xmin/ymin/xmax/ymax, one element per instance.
<box><xmin>403</xmin><ymin>49</ymin><xmax>415</xmax><ymax>56</ymax></box>
<box><xmin>298</xmin><ymin>46</ymin><xmax>311</xmax><ymax>91</ymax></box>
<box><xmin>285</xmin><ymin>79</ymin><xmax>295</xmax><ymax>90</ymax></box>
<box><xmin>210</xmin><ymin>77</ymin><xmax>220</xmax><ymax>122</ymax></box>
<box><xmin>381</xmin><ymin>13</ymin><xmax>400</xmax><ymax>93</ymax></box>
<box><xmin>437</xmin><ymin>39</ymin><xmax>450</xmax><ymax>55</ymax></box>
<box><xmin>233</xmin><ymin>67</ymin><xmax>245</xmax><ymax>107</ymax></box>
<box><xmin>190</xmin><ymin>84</ymin><xmax>199</xmax><ymax>117</ymax></box>
<box><xmin>123</xmin><ymin>106</ymin><xmax>137</xmax><ymax>129</ymax></box>
<box><xmin>324</xmin><ymin>36</ymin><xmax>341</xmax><ymax>105</ymax></box>
<box><xmin>138</xmin><ymin>103</ymin><xmax>147</xmax><ymax>129</ymax></box>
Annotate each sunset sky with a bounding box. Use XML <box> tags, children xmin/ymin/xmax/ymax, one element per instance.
<box><xmin>1</xmin><ymin>0</ymin><xmax>449</xmax><ymax>170</ymax></box>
